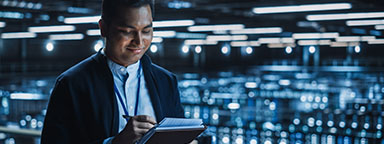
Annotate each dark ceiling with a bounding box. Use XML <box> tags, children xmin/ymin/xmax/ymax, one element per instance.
<box><xmin>0</xmin><ymin>0</ymin><xmax>384</xmax><ymax>75</ymax></box>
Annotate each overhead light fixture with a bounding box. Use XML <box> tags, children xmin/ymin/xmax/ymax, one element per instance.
<box><xmin>375</xmin><ymin>25</ymin><xmax>384</xmax><ymax>30</ymax></box>
<box><xmin>285</xmin><ymin>46</ymin><xmax>293</xmax><ymax>54</ymax></box>
<box><xmin>86</xmin><ymin>29</ymin><xmax>101</xmax><ymax>36</ymax></box>
<box><xmin>0</xmin><ymin>21</ymin><xmax>6</xmax><ymax>28</ymax></box>
<box><xmin>309</xmin><ymin>46</ymin><xmax>316</xmax><ymax>54</ymax></box>
<box><xmin>361</xmin><ymin>36</ymin><xmax>376</xmax><ymax>41</ymax></box>
<box><xmin>336</xmin><ymin>36</ymin><xmax>360</xmax><ymax>42</ymax></box>
<box><xmin>29</xmin><ymin>25</ymin><xmax>76</xmax><ymax>33</ymax></box>
<box><xmin>307</xmin><ymin>12</ymin><xmax>384</xmax><ymax>21</ymax></box>
<box><xmin>181</xmin><ymin>45</ymin><xmax>189</xmax><ymax>54</ymax></box>
<box><xmin>153</xmin><ymin>20</ymin><xmax>194</xmax><ymax>28</ymax></box>
<box><xmin>230</xmin><ymin>41</ymin><xmax>260</xmax><ymax>47</ymax></box>
<box><xmin>1</xmin><ymin>32</ymin><xmax>36</xmax><ymax>39</ymax></box>
<box><xmin>46</xmin><ymin>41</ymin><xmax>54</xmax><ymax>52</ymax></box>
<box><xmin>221</xmin><ymin>45</ymin><xmax>230</xmax><ymax>55</ymax></box>
<box><xmin>184</xmin><ymin>39</ymin><xmax>218</xmax><ymax>45</ymax></box>
<box><xmin>175</xmin><ymin>32</ymin><xmax>206</xmax><ymax>39</ymax></box>
<box><xmin>318</xmin><ymin>40</ymin><xmax>331</xmax><ymax>45</ymax></box>
<box><xmin>330</xmin><ymin>42</ymin><xmax>348</xmax><ymax>47</ymax></box>
<box><xmin>253</xmin><ymin>3</ymin><xmax>351</xmax><ymax>14</ymax></box>
<box><xmin>346</xmin><ymin>19</ymin><xmax>384</xmax><ymax>26</ymax></box>
<box><xmin>49</xmin><ymin>33</ymin><xmax>84</xmax><ymax>40</ymax></box>
<box><xmin>230</xmin><ymin>27</ymin><xmax>282</xmax><ymax>34</ymax></box>
<box><xmin>298</xmin><ymin>40</ymin><xmax>318</xmax><ymax>46</ymax></box>
<box><xmin>354</xmin><ymin>45</ymin><xmax>361</xmax><ymax>53</ymax></box>
<box><xmin>64</xmin><ymin>16</ymin><xmax>100</xmax><ymax>24</ymax></box>
<box><xmin>153</xmin><ymin>31</ymin><xmax>176</xmax><ymax>38</ymax></box>
<box><xmin>206</xmin><ymin>35</ymin><xmax>248</xmax><ymax>41</ymax></box>
<box><xmin>293</xmin><ymin>33</ymin><xmax>339</xmax><ymax>39</ymax></box>
<box><xmin>152</xmin><ymin>37</ymin><xmax>163</xmax><ymax>43</ymax></box>
<box><xmin>258</xmin><ymin>38</ymin><xmax>280</xmax><ymax>44</ymax></box>
<box><xmin>188</xmin><ymin>24</ymin><xmax>244</xmax><ymax>32</ymax></box>
<box><xmin>194</xmin><ymin>46</ymin><xmax>202</xmax><ymax>54</ymax></box>
<box><xmin>368</xmin><ymin>39</ymin><xmax>384</xmax><ymax>44</ymax></box>
<box><xmin>268</xmin><ymin>43</ymin><xmax>285</xmax><ymax>48</ymax></box>
<box><xmin>245</xmin><ymin>46</ymin><xmax>253</xmax><ymax>54</ymax></box>
<box><xmin>150</xmin><ymin>45</ymin><xmax>158</xmax><ymax>53</ymax></box>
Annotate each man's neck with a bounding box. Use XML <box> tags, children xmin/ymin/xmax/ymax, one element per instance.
<box><xmin>103</xmin><ymin>48</ymin><xmax>137</xmax><ymax>67</ymax></box>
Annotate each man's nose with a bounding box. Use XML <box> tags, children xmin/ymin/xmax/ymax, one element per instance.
<box><xmin>133</xmin><ymin>32</ymin><xmax>144</xmax><ymax>48</ymax></box>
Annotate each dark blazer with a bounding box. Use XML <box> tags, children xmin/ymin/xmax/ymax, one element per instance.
<box><xmin>41</xmin><ymin>51</ymin><xmax>184</xmax><ymax>144</ymax></box>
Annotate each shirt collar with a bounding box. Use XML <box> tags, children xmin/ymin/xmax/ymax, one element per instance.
<box><xmin>102</xmin><ymin>48</ymin><xmax>141</xmax><ymax>78</ymax></box>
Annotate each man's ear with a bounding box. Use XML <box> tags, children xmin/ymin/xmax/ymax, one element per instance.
<box><xmin>98</xmin><ymin>19</ymin><xmax>107</xmax><ymax>37</ymax></box>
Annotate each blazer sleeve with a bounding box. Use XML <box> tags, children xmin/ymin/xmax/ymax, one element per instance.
<box><xmin>41</xmin><ymin>77</ymin><xmax>105</xmax><ymax>144</ymax></box>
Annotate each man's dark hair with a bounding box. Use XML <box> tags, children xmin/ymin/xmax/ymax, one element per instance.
<box><xmin>101</xmin><ymin>0</ymin><xmax>155</xmax><ymax>24</ymax></box>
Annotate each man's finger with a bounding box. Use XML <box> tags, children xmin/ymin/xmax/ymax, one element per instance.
<box><xmin>134</xmin><ymin>115</ymin><xmax>157</xmax><ymax>124</ymax></box>
<box><xmin>135</xmin><ymin>122</ymin><xmax>155</xmax><ymax>129</ymax></box>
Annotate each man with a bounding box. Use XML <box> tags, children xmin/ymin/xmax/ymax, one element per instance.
<box><xmin>41</xmin><ymin>0</ymin><xmax>185</xmax><ymax>143</ymax></box>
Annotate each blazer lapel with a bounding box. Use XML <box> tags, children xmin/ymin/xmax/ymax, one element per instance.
<box><xmin>141</xmin><ymin>55</ymin><xmax>164</xmax><ymax>121</ymax></box>
<box><xmin>93</xmin><ymin>51</ymin><xmax>119</xmax><ymax>135</ymax></box>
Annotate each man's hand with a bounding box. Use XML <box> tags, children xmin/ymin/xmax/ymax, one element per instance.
<box><xmin>112</xmin><ymin>115</ymin><xmax>157</xmax><ymax>144</ymax></box>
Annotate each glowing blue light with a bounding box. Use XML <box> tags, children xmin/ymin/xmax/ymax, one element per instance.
<box><xmin>309</xmin><ymin>46</ymin><xmax>316</xmax><ymax>54</ymax></box>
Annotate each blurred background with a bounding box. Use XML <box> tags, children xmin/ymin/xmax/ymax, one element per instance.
<box><xmin>1</xmin><ymin>0</ymin><xmax>384</xmax><ymax>143</ymax></box>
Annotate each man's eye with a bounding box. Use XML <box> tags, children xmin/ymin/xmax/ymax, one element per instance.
<box><xmin>143</xmin><ymin>30</ymin><xmax>151</xmax><ymax>33</ymax></box>
<box><xmin>119</xmin><ymin>30</ymin><xmax>132</xmax><ymax>35</ymax></box>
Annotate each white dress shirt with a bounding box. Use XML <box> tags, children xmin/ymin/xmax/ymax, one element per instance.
<box><xmin>102</xmin><ymin>51</ymin><xmax>156</xmax><ymax>144</ymax></box>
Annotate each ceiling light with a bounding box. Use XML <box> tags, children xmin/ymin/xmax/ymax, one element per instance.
<box><xmin>293</xmin><ymin>33</ymin><xmax>339</xmax><ymax>39</ymax></box>
<box><xmin>1</xmin><ymin>32</ymin><xmax>36</xmax><ymax>39</ymax></box>
<box><xmin>346</xmin><ymin>19</ymin><xmax>384</xmax><ymax>26</ymax></box>
<box><xmin>0</xmin><ymin>21</ymin><xmax>6</xmax><ymax>28</ymax></box>
<box><xmin>153</xmin><ymin>20</ymin><xmax>194</xmax><ymax>28</ymax></box>
<box><xmin>152</xmin><ymin>37</ymin><xmax>163</xmax><ymax>43</ymax></box>
<box><xmin>318</xmin><ymin>40</ymin><xmax>331</xmax><ymax>45</ymax></box>
<box><xmin>368</xmin><ymin>39</ymin><xmax>384</xmax><ymax>44</ymax></box>
<box><xmin>268</xmin><ymin>43</ymin><xmax>285</xmax><ymax>48</ymax></box>
<box><xmin>87</xmin><ymin>29</ymin><xmax>101</xmax><ymax>36</ymax></box>
<box><xmin>175</xmin><ymin>32</ymin><xmax>206</xmax><ymax>39</ymax></box>
<box><xmin>354</xmin><ymin>45</ymin><xmax>361</xmax><ymax>53</ymax></box>
<box><xmin>49</xmin><ymin>33</ymin><xmax>84</xmax><ymax>40</ymax></box>
<box><xmin>336</xmin><ymin>36</ymin><xmax>360</xmax><ymax>42</ymax></box>
<box><xmin>285</xmin><ymin>46</ymin><xmax>293</xmax><ymax>54</ymax></box>
<box><xmin>221</xmin><ymin>46</ymin><xmax>229</xmax><ymax>54</ymax></box>
<box><xmin>188</xmin><ymin>24</ymin><xmax>244</xmax><ymax>32</ymax></box>
<box><xmin>46</xmin><ymin>42</ymin><xmax>54</xmax><ymax>52</ymax></box>
<box><xmin>307</xmin><ymin>12</ymin><xmax>384</xmax><ymax>21</ymax></box>
<box><xmin>253</xmin><ymin>3</ymin><xmax>351</xmax><ymax>14</ymax></box>
<box><xmin>64</xmin><ymin>16</ymin><xmax>100</xmax><ymax>24</ymax></box>
<box><xmin>330</xmin><ymin>42</ymin><xmax>348</xmax><ymax>47</ymax></box>
<box><xmin>29</xmin><ymin>25</ymin><xmax>76</xmax><ymax>33</ymax></box>
<box><xmin>258</xmin><ymin>38</ymin><xmax>280</xmax><ymax>44</ymax></box>
<box><xmin>309</xmin><ymin>46</ymin><xmax>316</xmax><ymax>54</ymax></box>
<box><xmin>375</xmin><ymin>25</ymin><xmax>384</xmax><ymax>30</ymax></box>
<box><xmin>298</xmin><ymin>40</ymin><xmax>318</xmax><ymax>46</ymax></box>
<box><xmin>150</xmin><ymin>45</ymin><xmax>158</xmax><ymax>53</ymax></box>
<box><xmin>230</xmin><ymin>41</ymin><xmax>260</xmax><ymax>47</ymax></box>
<box><xmin>360</xmin><ymin>36</ymin><xmax>376</xmax><ymax>41</ymax></box>
<box><xmin>230</xmin><ymin>27</ymin><xmax>282</xmax><ymax>34</ymax></box>
<box><xmin>153</xmin><ymin>31</ymin><xmax>176</xmax><ymax>38</ymax></box>
<box><xmin>181</xmin><ymin>45</ymin><xmax>189</xmax><ymax>53</ymax></box>
<box><xmin>245</xmin><ymin>46</ymin><xmax>253</xmax><ymax>54</ymax></box>
<box><xmin>194</xmin><ymin>46</ymin><xmax>202</xmax><ymax>54</ymax></box>
<box><xmin>206</xmin><ymin>35</ymin><xmax>248</xmax><ymax>41</ymax></box>
<box><xmin>184</xmin><ymin>39</ymin><xmax>218</xmax><ymax>45</ymax></box>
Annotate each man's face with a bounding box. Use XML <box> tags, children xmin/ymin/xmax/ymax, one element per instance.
<box><xmin>101</xmin><ymin>5</ymin><xmax>153</xmax><ymax>66</ymax></box>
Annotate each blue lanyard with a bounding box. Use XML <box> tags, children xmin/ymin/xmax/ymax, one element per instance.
<box><xmin>113</xmin><ymin>62</ymin><xmax>142</xmax><ymax>122</ymax></box>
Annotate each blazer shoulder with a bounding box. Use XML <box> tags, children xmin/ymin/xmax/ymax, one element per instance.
<box><xmin>57</xmin><ymin>53</ymin><xmax>101</xmax><ymax>83</ymax></box>
<box><xmin>150</xmin><ymin>63</ymin><xmax>176</xmax><ymax>79</ymax></box>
